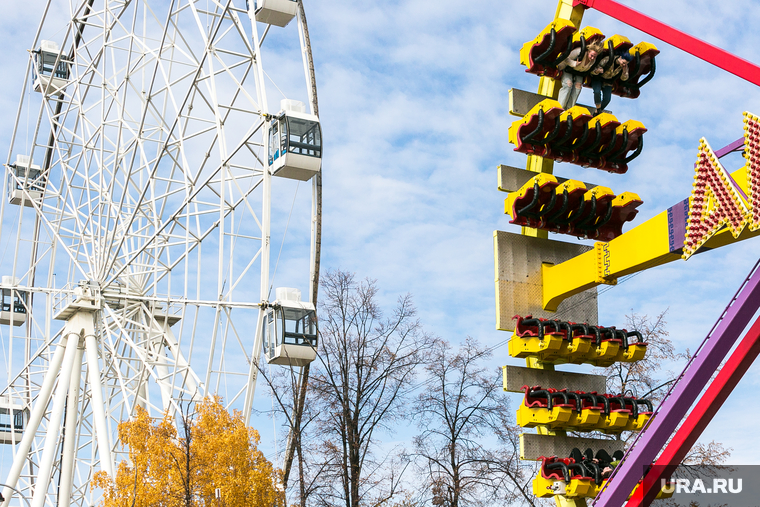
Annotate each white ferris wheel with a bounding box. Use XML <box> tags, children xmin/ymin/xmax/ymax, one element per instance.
<box><xmin>0</xmin><ymin>0</ymin><xmax>321</xmax><ymax>505</ymax></box>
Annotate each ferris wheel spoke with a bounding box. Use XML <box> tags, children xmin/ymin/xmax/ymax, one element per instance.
<box><xmin>103</xmin><ymin>121</ymin><xmax>265</xmax><ymax>286</ymax></box>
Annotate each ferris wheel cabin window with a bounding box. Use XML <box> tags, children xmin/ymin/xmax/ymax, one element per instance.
<box><xmin>263</xmin><ymin>287</ymin><xmax>317</xmax><ymax>366</ymax></box>
<box><xmin>268</xmin><ymin>102</ymin><xmax>322</xmax><ymax>181</ymax></box>
<box><xmin>281</xmin><ymin>306</ymin><xmax>317</xmax><ymax>346</ymax></box>
<box><xmin>8</xmin><ymin>155</ymin><xmax>44</xmax><ymax>207</ymax></box>
<box><xmin>1</xmin><ymin>289</ymin><xmax>27</xmax><ymax>315</ymax></box>
<box><xmin>32</xmin><ymin>41</ymin><xmax>70</xmax><ymax>94</ymax></box>
<box><xmin>0</xmin><ymin>277</ymin><xmax>28</xmax><ymax>327</ymax></box>
<box><xmin>0</xmin><ymin>397</ymin><xmax>26</xmax><ymax>444</ymax></box>
<box><xmin>0</xmin><ymin>406</ymin><xmax>24</xmax><ymax>432</ymax></box>
<box><xmin>35</xmin><ymin>50</ymin><xmax>70</xmax><ymax>80</ymax></box>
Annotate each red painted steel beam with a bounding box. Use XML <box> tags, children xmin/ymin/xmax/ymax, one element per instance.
<box><xmin>627</xmin><ymin>314</ymin><xmax>760</xmax><ymax>507</ymax></box>
<box><xmin>573</xmin><ymin>0</ymin><xmax>760</xmax><ymax>87</ymax></box>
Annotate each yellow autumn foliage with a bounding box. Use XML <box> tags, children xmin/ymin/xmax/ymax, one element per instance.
<box><xmin>92</xmin><ymin>397</ymin><xmax>284</xmax><ymax>507</ymax></box>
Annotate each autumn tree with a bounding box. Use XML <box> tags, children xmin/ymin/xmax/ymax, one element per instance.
<box><xmin>412</xmin><ymin>338</ymin><xmax>534</xmax><ymax>507</ymax></box>
<box><xmin>308</xmin><ymin>269</ymin><xmax>434</xmax><ymax>507</ymax></box>
<box><xmin>92</xmin><ymin>397</ymin><xmax>283</xmax><ymax>507</ymax></box>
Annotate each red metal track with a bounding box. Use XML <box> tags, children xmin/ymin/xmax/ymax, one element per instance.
<box><xmin>627</xmin><ymin>314</ymin><xmax>760</xmax><ymax>507</ymax></box>
<box><xmin>573</xmin><ymin>0</ymin><xmax>760</xmax><ymax>87</ymax></box>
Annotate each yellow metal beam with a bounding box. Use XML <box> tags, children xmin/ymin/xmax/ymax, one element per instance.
<box><xmin>554</xmin><ymin>0</ymin><xmax>585</xmax><ymax>28</ymax></box>
<box><xmin>542</xmin><ymin>164</ymin><xmax>760</xmax><ymax>311</ymax></box>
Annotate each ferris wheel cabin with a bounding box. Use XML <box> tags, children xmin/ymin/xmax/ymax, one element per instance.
<box><xmin>254</xmin><ymin>0</ymin><xmax>298</xmax><ymax>27</ymax></box>
<box><xmin>0</xmin><ymin>277</ymin><xmax>28</xmax><ymax>327</ymax></box>
<box><xmin>269</xmin><ymin>99</ymin><xmax>322</xmax><ymax>181</ymax></box>
<box><xmin>32</xmin><ymin>40</ymin><xmax>70</xmax><ymax>95</ymax></box>
<box><xmin>8</xmin><ymin>155</ymin><xmax>43</xmax><ymax>207</ymax></box>
<box><xmin>0</xmin><ymin>397</ymin><xmax>26</xmax><ymax>445</ymax></box>
<box><xmin>263</xmin><ymin>287</ymin><xmax>317</xmax><ymax>366</ymax></box>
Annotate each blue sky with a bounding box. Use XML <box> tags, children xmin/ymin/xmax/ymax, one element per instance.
<box><xmin>2</xmin><ymin>0</ymin><xmax>760</xmax><ymax>481</ymax></box>
<box><xmin>306</xmin><ymin>0</ymin><xmax>760</xmax><ymax>465</ymax></box>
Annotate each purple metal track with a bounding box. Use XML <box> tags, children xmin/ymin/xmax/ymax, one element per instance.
<box><xmin>715</xmin><ymin>137</ymin><xmax>745</xmax><ymax>158</ymax></box>
<box><xmin>593</xmin><ymin>258</ymin><xmax>760</xmax><ymax>507</ymax></box>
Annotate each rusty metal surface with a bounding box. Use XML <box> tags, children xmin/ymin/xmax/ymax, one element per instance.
<box><xmin>497</xmin><ymin>165</ymin><xmax>598</xmax><ymax>193</ymax></box>
<box><xmin>503</xmin><ymin>365</ymin><xmax>607</xmax><ymax>393</ymax></box>
<box><xmin>494</xmin><ymin>231</ymin><xmax>598</xmax><ymax>331</ymax></box>
<box><xmin>509</xmin><ymin>87</ymin><xmax>602</xmax><ymax>117</ymax></box>
<box><xmin>520</xmin><ymin>433</ymin><xmax>624</xmax><ymax>461</ymax></box>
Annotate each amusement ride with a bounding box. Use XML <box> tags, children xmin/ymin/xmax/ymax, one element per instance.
<box><xmin>498</xmin><ymin>1</ymin><xmax>760</xmax><ymax>506</ymax></box>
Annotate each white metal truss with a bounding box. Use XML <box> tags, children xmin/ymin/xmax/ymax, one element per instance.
<box><xmin>0</xmin><ymin>0</ymin><xmax>319</xmax><ymax>505</ymax></box>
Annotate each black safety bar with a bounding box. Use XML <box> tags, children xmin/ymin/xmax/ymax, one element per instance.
<box><xmin>569</xmin><ymin>323</ymin><xmax>591</xmax><ymax>339</ymax></box>
<box><xmin>579</xmin><ymin>122</ymin><xmax>604</xmax><ymax>158</ymax></box>
<box><xmin>622</xmin><ymin>135</ymin><xmax>644</xmax><ymax>164</ymax></box>
<box><xmin>567</xmin><ymin>463</ymin><xmax>587</xmax><ymax>479</ymax></box>
<box><xmin>546</xmin><ymin>461</ymin><xmax>571</xmax><ymax>482</ymax></box>
<box><xmin>519</xmin><ymin>317</ymin><xmax>547</xmax><ymax>338</ymax></box>
<box><xmin>534</xmin><ymin>28</ymin><xmax>558</xmax><ymax>64</ymax></box>
<box><xmin>537</xmin><ymin>190</ymin><xmax>557</xmax><ymax>221</ymax></box>
<box><xmin>528</xmin><ymin>388</ymin><xmax>571</xmax><ymax>409</ymax></box>
<box><xmin>547</xmin><ymin>189</ymin><xmax>571</xmax><ymax>224</ymax></box>
<box><xmin>634</xmin><ymin>56</ymin><xmax>656</xmax><ymax>89</ymax></box>
<box><xmin>551</xmin><ymin>34</ymin><xmax>575</xmax><ymax>67</ymax></box>
<box><xmin>552</xmin><ymin>192</ymin><xmax>584</xmax><ymax>226</ymax></box>
<box><xmin>576</xmin><ymin>36</ymin><xmax>587</xmax><ymax>63</ymax></box>
<box><xmin>602</xmin><ymin>40</ymin><xmax>616</xmax><ymax>74</ymax></box>
<box><xmin>581</xmin><ymin>460</ymin><xmax>603</xmax><ymax>485</ymax></box>
<box><xmin>543</xmin><ymin>319</ymin><xmax>563</xmax><ymax>335</ymax></box>
<box><xmin>587</xmin><ymin>326</ymin><xmax>602</xmax><ymax>346</ymax></box>
<box><xmin>520</xmin><ymin>108</ymin><xmax>545</xmax><ymax>146</ymax></box>
<box><xmin>594</xmin><ymin>200</ymin><xmax>615</xmax><ymax>233</ymax></box>
<box><xmin>609</xmin><ymin>396</ymin><xmax>635</xmax><ymax>418</ymax></box>
<box><xmin>569</xmin><ymin>122</ymin><xmax>590</xmax><ymax>151</ymax></box>
<box><xmin>575</xmin><ymin>194</ymin><xmax>607</xmax><ymax>231</ymax></box>
<box><xmin>542</xmin><ymin>115</ymin><xmax>565</xmax><ymax>145</ymax></box>
<box><xmin>553</xmin><ymin>116</ymin><xmax>576</xmax><ymax>148</ymax></box>
<box><xmin>626</xmin><ymin>330</ymin><xmax>644</xmax><ymax>345</ymax></box>
<box><xmin>606</xmin><ymin>127</ymin><xmax>630</xmax><ymax>161</ymax></box>
<box><xmin>515</xmin><ymin>182</ymin><xmax>543</xmax><ymax>220</ymax></box>
<box><xmin>597</xmin><ymin>130</ymin><xmax>620</xmax><ymax>159</ymax></box>
<box><xmin>591</xmin><ymin>394</ymin><xmax>610</xmax><ymax>416</ymax></box>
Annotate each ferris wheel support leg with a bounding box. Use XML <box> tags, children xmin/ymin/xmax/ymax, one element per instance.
<box><xmin>164</xmin><ymin>327</ymin><xmax>200</xmax><ymax>401</ymax></box>
<box><xmin>1</xmin><ymin>335</ymin><xmax>68</xmax><ymax>506</ymax></box>
<box><xmin>31</xmin><ymin>322</ymin><xmax>83</xmax><ymax>507</ymax></box>
<box><xmin>58</xmin><ymin>344</ymin><xmax>85</xmax><ymax>507</ymax></box>
<box><xmin>243</xmin><ymin>309</ymin><xmax>266</xmax><ymax>426</ymax></box>
<box><xmin>85</xmin><ymin>331</ymin><xmax>114</xmax><ymax>478</ymax></box>
<box><xmin>150</xmin><ymin>337</ymin><xmax>174</xmax><ymax>414</ymax></box>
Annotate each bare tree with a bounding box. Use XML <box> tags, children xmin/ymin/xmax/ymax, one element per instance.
<box><xmin>682</xmin><ymin>440</ymin><xmax>732</xmax><ymax>465</ymax></box>
<box><xmin>480</xmin><ymin>428</ymin><xmax>541</xmax><ymax>507</ymax></box>
<box><xmin>412</xmin><ymin>338</ymin><xmax>534</xmax><ymax>507</ymax></box>
<box><xmin>600</xmin><ymin>310</ymin><xmax>679</xmax><ymax>402</ymax></box>
<box><xmin>258</xmin><ymin>365</ymin><xmax>327</xmax><ymax>506</ymax></box>
<box><xmin>596</xmin><ymin>311</ymin><xmax>731</xmax><ymax>466</ymax></box>
<box><xmin>308</xmin><ymin>269</ymin><xmax>433</xmax><ymax>507</ymax></box>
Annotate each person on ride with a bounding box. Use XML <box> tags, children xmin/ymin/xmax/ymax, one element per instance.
<box><xmin>557</xmin><ymin>42</ymin><xmax>603</xmax><ymax>110</ymax></box>
<box><xmin>590</xmin><ymin>49</ymin><xmax>632</xmax><ymax>116</ymax></box>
